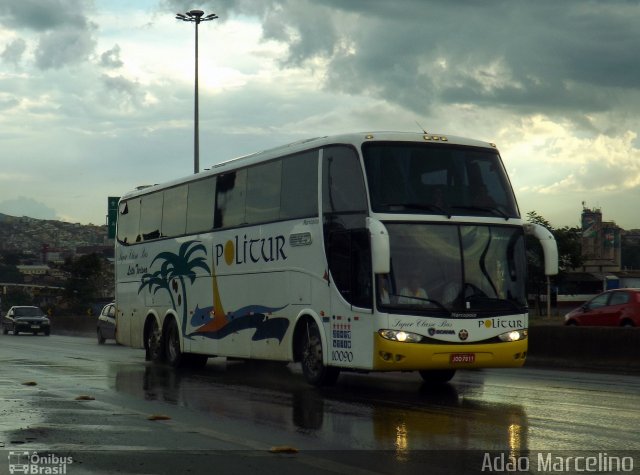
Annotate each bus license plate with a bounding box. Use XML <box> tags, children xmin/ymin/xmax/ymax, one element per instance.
<box><xmin>450</xmin><ymin>353</ymin><xmax>475</xmax><ymax>364</ymax></box>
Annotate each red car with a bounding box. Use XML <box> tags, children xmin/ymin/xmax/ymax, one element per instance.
<box><xmin>564</xmin><ymin>289</ymin><xmax>640</xmax><ymax>327</ymax></box>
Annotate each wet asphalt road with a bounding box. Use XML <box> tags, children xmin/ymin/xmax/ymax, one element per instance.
<box><xmin>0</xmin><ymin>334</ymin><xmax>639</xmax><ymax>475</ymax></box>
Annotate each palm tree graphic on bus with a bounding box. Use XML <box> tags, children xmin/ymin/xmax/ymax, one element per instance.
<box><xmin>139</xmin><ymin>240</ymin><xmax>210</xmax><ymax>337</ymax></box>
<box><xmin>138</xmin><ymin>239</ymin><xmax>289</xmax><ymax>342</ymax></box>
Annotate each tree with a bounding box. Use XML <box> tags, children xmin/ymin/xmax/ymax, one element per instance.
<box><xmin>526</xmin><ymin>211</ymin><xmax>583</xmax><ymax>272</ymax></box>
<box><xmin>62</xmin><ymin>253</ymin><xmax>107</xmax><ymax>314</ymax></box>
<box><xmin>526</xmin><ymin>211</ymin><xmax>583</xmax><ymax>315</ymax></box>
<box><xmin>0</xmin><ymin>263</ymin><xmax>24</xmax><ymax>284</ymax></box>
<box><xmin>0</xmin><ymin>251</ymin><xmax>26</xmax><ymax>284</ymax></box>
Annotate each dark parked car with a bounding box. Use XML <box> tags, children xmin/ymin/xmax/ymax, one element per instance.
<box><xmin>564</xmin><ymin>289</ymin><xmax>640</xmax><ymax>327</ymax></box>
<box><xmin>2</xmin><ymin>306</ymin><xmax>51</xmax><ymax>335</ymax></box>
<box><xmin>97</xmin><ymin>302</ymin><xmax>116</xmax><ymax>344</ymax></box>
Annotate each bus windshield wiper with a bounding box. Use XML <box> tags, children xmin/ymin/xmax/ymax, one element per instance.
<box><xmin>388</xmin><ymin>294</ymin><xmax>451</xmax><ymax>315</ymax></box>
<box><xmin>379</xmin><ymin>202</ymin><xmax>452</xmax><ymax>218</ymax></box>
<box><xmin>465</xmin><ymin>296</ymin><xmax>524</xmax><ymax>313</ymax></box>
<box><xmin>451</xmin><ymin>205</ymin><xmax>509</xmax><ymax>220</ymax></box>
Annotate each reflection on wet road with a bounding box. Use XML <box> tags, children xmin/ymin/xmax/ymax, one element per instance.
<box><xmin>115</xmin><ymin>361</ymin><xmax>529</xmax><ymax>453</ymax></box>
<box><xmin>0</xmin><ymin>334</ymin><xmax>639</xmax><ymax>473</ymax></box>
<box><xmin>114</xmin><ymin>358</ymin><xmax>640</xmax><ymax>453</ymax></box>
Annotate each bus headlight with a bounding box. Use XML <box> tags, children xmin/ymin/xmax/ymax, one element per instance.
<box><xmin>498</xmin><ymin>330</ymin><xmax>528</xmax><ymax>342</ymax></box>
<box><xmin>379</xmin><ymin>329</ymin><xmax>424</xmax><ymax>343</ymax></box>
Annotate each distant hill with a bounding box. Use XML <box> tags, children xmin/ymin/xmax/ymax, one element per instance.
<box><xmin>0</xmin><ymin>213</ymin><xmax>110</xmax><ymax>257</ymax></box>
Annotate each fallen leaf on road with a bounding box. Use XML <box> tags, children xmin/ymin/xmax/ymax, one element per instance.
<box><xmin>147</xmin><ymin>414</ymin><xmax>171</xmax><ymax>421</ymax></box>
<box><xmin>269</xmin><ymin>446</ymin><xmax>298</xmax><ymax>454</ymax></box>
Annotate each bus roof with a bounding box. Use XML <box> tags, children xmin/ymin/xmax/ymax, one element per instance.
<box><xmin>121</xmin><ymin>131</ymin><xmax>498</xmax><ymax>200</ymax></box>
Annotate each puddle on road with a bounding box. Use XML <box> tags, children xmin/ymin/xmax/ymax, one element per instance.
<box><xmin>110</xmin><ymin>360</ymin><xmax>530</xmax><ymax>452</ymax></box>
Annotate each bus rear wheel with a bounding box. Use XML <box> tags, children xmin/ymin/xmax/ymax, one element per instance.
<box><xmin>300</xmin><ymin>320</ymin><xmax>339</xmax><ymax>386</ymax></box>
<box><xmin>165</xmin><ymin>318</ymin><xmax>184</xmax><ymax>368</ymax></box>
<box><xmin>419</xmin><ymin>369</ymin><xmax>456</xmax><ymax>384</ymax></box>
<box><xmin>146</xmin><ymin>318</ymin><xmax>164</xmax><ymax>363</ymax></box>
<box><xmin>164</xmin><ymin>318</ymin><xmax>208</xmax><ymax>369</ymax></box>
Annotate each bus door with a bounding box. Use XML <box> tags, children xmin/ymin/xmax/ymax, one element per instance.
<box><xmin>325</xmin><ymin>228</ymin><xmax>374</xmax><ymax>367</ymax></box>
<box><xmin>322</xmin><ymin>145</ymin><xmax>373</xmax><ymax>368</ymax></box>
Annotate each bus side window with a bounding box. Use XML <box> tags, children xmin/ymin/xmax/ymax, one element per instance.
<box><xmin>215</xmin><ymin>169</ymin><xmax>247</xmax><ymax>229</ymax></box>
<box><xmin>322</xmin><ymin>146</ymin><xmax>372</xmax><ymax>309</ymax></box>
<box><xmin>280</xmin><ymin>151</ymin><xmax>318</xmax><ymax>219</ymax></box>
<box><xmin>162</xmin><ymin>185</ymin><xmax>188</xmax><ymax>237</ymax></box>
<box><xmin>140</xmin><ymin>192</ymin><xmax>163</xmax><ymax>241</ymax></box>
<box><xmin>117</xmin><ymin>199</ymin><xmax>140</xmax><ymax>245</ymax></box>
<box><xmin>186</xmin><ymin>177</ymin><xmax>216</xmax><ymax>234</ymax></box>
<box><xmin>322</xmin><ymin>146</ymin><xmax>367</xmax><ymax>214</ymax></box>
<box><xmin>246</xmin><ymin>160</ymin><xmax>282</xmax><ymax>224</ymax></box>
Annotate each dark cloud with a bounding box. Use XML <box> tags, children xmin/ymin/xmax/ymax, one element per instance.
<box><xmin>100</xmin><ymin>75</ymin><xmax>145</xmax><ymax>110</ymax></box>
<box><xmin>0</xmin><ymin>0</ymin><xmax>90</xmax><ymax>31</ymax></box>
<box><xmin>0</xmin><ymin>0</ymin><xmax>87</xmax><ymax>31</ymax></box>
<box><xmin>34</xmin><ymin>25</ymin><xmax>97</xmax><ymax>69</ymax></box>
<box><xmin>162</xmin><ymin>0</ymin><xmax>640</xmax><ymax>122</ymax></box>
<box><xmin>0</xmin><ymin>0</ymin><xmax>97</xmax><ymax>70</ymax></box>
<box><xmin>100</xmin><ymin>45</ymin><xmax>124</xmax><ymax>69</ymax></box>
<box><xmin>1</xmin><ymin>38</ymin><xmax>27</xmax><ymax>66</ymax></box>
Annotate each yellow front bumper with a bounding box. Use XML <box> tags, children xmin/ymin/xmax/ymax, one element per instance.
<box><xmin>372</xmin><ymin>332</ymin><xmax>528</xmax><ymax>371</ymax></box>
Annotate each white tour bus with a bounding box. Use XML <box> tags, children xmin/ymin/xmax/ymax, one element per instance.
<box><xmin>115</xmin><ymin>131</ymin><xmax>558</xmax><ymax>386</ymax></box>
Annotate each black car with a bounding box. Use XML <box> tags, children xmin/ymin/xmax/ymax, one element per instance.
<box><xmin>97</xmin><ymin>302</ymin><xmax>116</xmax><ymax>343</ymax></box>
<box><xmin>3</xmin><ymin>306</ymin><xmax>51</xmax><ymax>335</ymax></box>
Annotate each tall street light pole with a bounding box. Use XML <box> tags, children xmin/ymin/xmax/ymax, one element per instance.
<box><xmin>176</xmin><ymin>10</ymin><xmax>218</xmax><ymax>174</ymax></box>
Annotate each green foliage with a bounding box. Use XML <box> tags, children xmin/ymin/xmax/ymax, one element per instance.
<box><xmin>62</xmin><ymin>253</ymin><xmax>106</xmax><ymax>314</ymax></box>
<box><xmin>4</xmin><ymin>287</ymin><xmax>31</xmax><ymax>307</ymax></box>
<box><xmin>526</xmin><ymin>211</ymin><xmax>552</xmax><ymax>230</ymax></box>
<box><xmin>2</xmin><ymin>252</ymin><xmax>23</xmax><ymax>266</ymax></box>
<box><xmin>526</xmin><ymin>211</ymin><xmax>583</xmax><ymax>275</ymax></box>
<box><xmin>554</xmin><ymin>226</ymin><xmax>584</xmax><ymax>270</ymax></box>
<box><xmin>0</xmin><ymin>251</ymin><xmax>27</xmax><ymax>283</ymax></box>
<box><xmin>0</xmin><ymin>263</ymin><xmax>24</xmax><ymax>284</ymax></box>
<box><xmin>526</xmin><ymin>211</ymin><xmax>583</xmax><ymax>315</ymax></box>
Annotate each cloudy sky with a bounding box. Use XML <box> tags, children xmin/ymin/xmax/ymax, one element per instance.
<box><xmin>1</xmin><ymin>0</ymin><xmax>639</xmax><ymax>229</ymax></box>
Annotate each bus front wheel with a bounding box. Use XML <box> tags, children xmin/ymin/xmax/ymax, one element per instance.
<box><xmin>300</xmin><ymin>320</ymin><xmax>340</xmax><ymax>386</ymax></box>
<box><xmin>419</xmin><ymin>369</ymin><xmax>456</xmax><ymax>384</ymax></box>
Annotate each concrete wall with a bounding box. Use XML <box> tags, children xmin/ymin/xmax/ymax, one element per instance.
<box><xmin>527</xmin><ymin>325</ymin><xmax>640</xmax><ymax>373</ymax></box>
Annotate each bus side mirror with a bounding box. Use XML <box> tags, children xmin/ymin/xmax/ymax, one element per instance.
<box><xmin>367</xmin><ymin>217</ymin><xmax>390</xmax><ymax>274</ymax></box>
<box><xmin>523</xmin><ymin>223</ymin><xmax>559</xmax><ymax>276</ymax></box>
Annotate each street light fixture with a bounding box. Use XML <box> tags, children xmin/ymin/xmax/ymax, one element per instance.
<box><xmin>176</xmin><ymin>9</ymin><xmax>219</xmax><ymax>174</ymax></box>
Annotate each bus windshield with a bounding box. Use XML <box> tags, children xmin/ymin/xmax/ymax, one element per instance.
<box><xmin>378</xmin><ymin>223</ymin><xmax>527</xmax><ymax>316</ymax></box>
<box><xmin>362</xmin><ymin>142</ymin><xmax>519</xmax><ymax>218</ymax></box>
